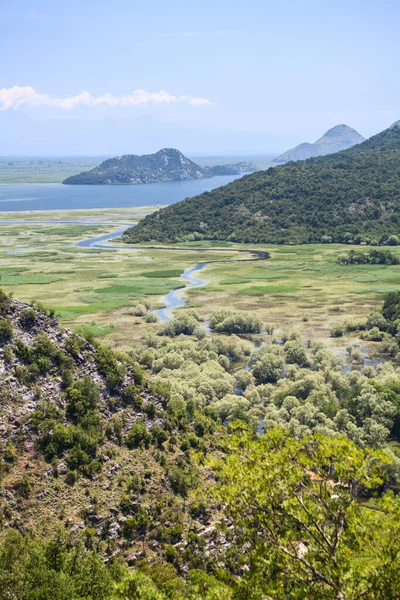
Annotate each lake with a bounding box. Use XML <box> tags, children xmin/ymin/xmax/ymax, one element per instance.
<box><xmin>0</xmin><ymin>174</ymin><xmax>242</xmax><ymax>212</ymax></box>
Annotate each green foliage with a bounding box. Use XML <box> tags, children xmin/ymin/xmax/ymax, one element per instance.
<box><xmin>126</xmin><ymin>126</ymin><xmax>400</xmax><ymax>244</ymax></box>
<box><xmin>121</xmin><ymin>507</ymin><xmax>149</xmax><ymax>539</ymax></box>
<box><xmin>133</xmin><ymin>303</ymin><xmax>147</xmax><ymax>317</ymax></box>
<box><xmin>111</xmin><ymin>570</ymin><xmax>163</xmax><ymax>600</ymax></box>
<box><xmin>95</xmin><ymin>345</ymin><xmax>126</xmax><ymax>391</ymax></box>
<box><xmin>66</xmin><ymin>376</ymin><xmax>100</xmax><ymax>422</ymax></box>
<box><xmin>253</xmin><ymin>347</ymin><xmax>284</xmax><ymax>383</ymax></box>
<box><xmin>122</xmin><ymin>384</ymin><xmax>143</xmax><ymax>408</ymax></box>
<box><xmin>63</xmin><ymin>333</ymin><xmax>86</xmax><ymax>358</ymax></box>
<box><xmin>0</xmin><ymin>530</ymin><xmax>112</xmax><ymax>600</ymax></box>
<box><xmin>338</xmin><ymin>248</ymin><xmax>400</xmax><ymax>265</ymax></box>
<box><xmin>4</xmin><ymin>441</ymin><xmax>16</xmax><ymax>463</ymax></box>
<box><xmin>382</xmin><ymin>291</ymin><xmax>400</xmax><ymax>328</ymax></box>
<box><xmin>212</xmin><ymin>427</ymin><xmax>400</xmax><ymax>599</ymax></box>
<box><xmin>126</xmin><ymin>421</ymin><xmax>151</xmax><ymax>449</ymax></box>
<box><xmin>284</xmin><ymin>340</ymin><xmax>308</xmax><ymax>366</ymax></box>
<box><xmin>330</xmin><ymin>323</ymin><xmax>345</xmax><ymax>337</ymax></box>
<box><xmin>167</xmin><ymin>463</ymin><xmax>197</xmax><ymax>496</ymax></box>
<box><xmin>20</xmin><ymin>308</ymin><xmax>37</xmax><ymax>329</ymax></box>
<box><xmin>0</xmin><ymin>318</ymin><xmax>13</xmax><ymax>341</ymax></box>
<box><xmin>210</xmin><ymin>310</ymin><xmax>262</xmax><ymax>334</ymax></box>
<box><xmin>0</xmin><ymin>288</ymin><xmax>13</xmax><ymax>315</ymax></box>
<box><xmin>158</xmin><ymin>313</ymin><xmax>199</xmax><ymax>337</ymax></box>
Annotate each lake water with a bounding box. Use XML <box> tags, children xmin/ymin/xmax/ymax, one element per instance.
<box><xmin>0</xmin><ymin>174</ymin><xmax>241</xmax><ymax>212</ymax></box>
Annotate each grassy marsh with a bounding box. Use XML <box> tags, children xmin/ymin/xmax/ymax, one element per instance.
<box><xmin>1</xmin><ymin>212</ymin><xmax>399</xmax><ymax>348</ymax></box>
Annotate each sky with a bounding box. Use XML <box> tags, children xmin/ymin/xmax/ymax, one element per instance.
<box><xmin>0</xmin><ymin>0</ymin><xmax>399</xmax><ymax>153</ymax></box>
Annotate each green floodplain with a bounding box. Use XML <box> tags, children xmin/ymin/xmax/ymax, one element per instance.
<box><xmin>0</xmin><ymin>207</ymin><xmax>394</xmax><ymax>344</ymax></box>
<box><xmin>0</xmin><ymin>206</ymin><xmax>396</xmax><ymax>349</ymax></box>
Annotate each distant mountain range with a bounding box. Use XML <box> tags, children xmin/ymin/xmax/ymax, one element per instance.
<box><xmin>63</xmin><ymin>149</ymin><xmax>256</xmax><ymax>185</ymax></box>
<box><xmin>273</xmin><ymin>124</ymin><xmax>365</xmax><ymax>164</ymax></box>
<box><xmin>124</xmin><ymin>122</ymin><xmax>400</xmax><ymax>245</ymax></box>
<box><xmin>0</xmin><ymin>111</ymin><xmax>298</xmax><ymax>155</ymax></box>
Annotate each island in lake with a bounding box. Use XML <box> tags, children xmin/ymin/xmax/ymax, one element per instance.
<box><xmin>63</xmin><ymin>148</ymin><xmax>256</xmax><ymax>185</ymax></box>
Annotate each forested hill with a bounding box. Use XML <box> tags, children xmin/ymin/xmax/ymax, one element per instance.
<box><xmin>63</xmin><ymin>148</ymin><xmax>255</xmax><ymax>185</ymax></box>
<box><xmin>124</xmin><ymin>125</ymin><xmax>400</xmax><ymax>245</ymax></box>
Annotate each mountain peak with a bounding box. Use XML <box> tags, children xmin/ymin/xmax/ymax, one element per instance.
<box><xmin>319</xmin><ymin>124</ymin><xmax>360</xmax><ymax>138</ymax></box>
<box><xmin>63</xmin><ymin>148</ymin><xmax>206</xmax><ymax>185</ymax></box>
<box><xmin>274</xmin><ymin>124</ymin><xmax>365</xmax><ymax>164</ymax></box>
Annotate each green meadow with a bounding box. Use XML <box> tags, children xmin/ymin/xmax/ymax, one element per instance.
<box><xmin>1</xmin><ymin>212</ymin><xmax>399</xmax><ymax>347</ymax></box>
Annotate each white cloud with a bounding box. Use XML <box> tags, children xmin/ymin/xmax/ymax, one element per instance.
<box><xmin>0</xmin><ymin>86</ymin><xmax>213</xmax><ymax>111</ymax></box>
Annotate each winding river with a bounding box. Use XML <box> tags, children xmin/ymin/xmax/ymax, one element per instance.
<box><xmin>73</xmin><ymin>224</ymin><xmax>269</xmax><ymax>321</ymax></box>
<box><xmin>1</xmin><ymin>220</ymin><xmax>269</xmax><ymax>322</ymax></box>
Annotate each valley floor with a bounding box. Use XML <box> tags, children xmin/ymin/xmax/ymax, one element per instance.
<box><xmin>0</xmin><ymin>207</ymin><xmax>395</xmax><ymax>351</ymax></box>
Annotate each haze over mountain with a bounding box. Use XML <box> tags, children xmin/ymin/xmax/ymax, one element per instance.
<box><xmin>125</xmin><ymin>124</ymin><xmax>400</xmax><ymax>245</ymax></box>
<box><xmin>0</xmin><ymin>111</ymin><xmax>299</xmax><ymax>156</ymax></box>
<box><xmin>273</xmin><ymin>124</ymin><xmax>365</xmax><ymax>164</ymax></box>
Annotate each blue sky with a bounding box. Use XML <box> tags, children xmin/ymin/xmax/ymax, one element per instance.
<box><xmin>1</xmin><ymin>0</ymin><xmax>399</xmax><ymax>149</ymax></box>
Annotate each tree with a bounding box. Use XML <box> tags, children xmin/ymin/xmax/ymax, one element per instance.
<box><xmin>212</xmin><ymin>426</ymin><xmax>400</xmax><ymax>600</ymax></box>
<box><xmin>387</xmin><ymin>235</ymin><xmax>400</xmax><ymax>246</ymax></box>
<box><xmin>253</xmin><ymin>351</ymin><xmax>284</xmax><ymax>383</ymax></box>
<box><xmin>210</xmin><ymin>311</ymin><xmax>262</xmax><ymax>334</ymax></box>
<box><xmin>111</xmin><ymin>571</ymin><xmax>163</xmax><ymax>600</ymax></box>
<box><xmin>284</xmin><ymin>341</ymin><xmax>308</xmax><ymax>366</ymax></box>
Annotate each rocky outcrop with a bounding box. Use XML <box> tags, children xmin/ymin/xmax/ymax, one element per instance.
<box><xmin>63</xmin><ymin>148</ymin><xmax>256</xmax><ymax>185</ymax></box>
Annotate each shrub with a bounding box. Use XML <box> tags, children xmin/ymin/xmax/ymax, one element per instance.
<box><xmin>126</xmin><ymin>421</ymin><xmax>150</xmax><ymax>448</ymax></box>
<box><xmin>253</xmin><ymin>352</ymin><xmax>284</xmax><ymax>383</ymax></box>
<box><xmin>362</xmin><ymin>327</ymin><xmax>385</xmax><ymax>342</ymax></box>
<box><xmin>61</xmin><ymin>369</ymin><xmax>74</xmax><ymax>388</ymax></box>
<box><xmin>284</xmin><ymin>341</ymin><xmax>308</xmax><ymax>366</ymax></box>
<box><xmin>14</xmin><ymin>364</ymin><xmax>34</xmax><ymax>386</ymax></box>
<box><xmin>344</xmin><ymin>319</ymin><xmax>366</xmax><ymax>332</ymax></box>
<box><xmin>122</xmin><ymin>384</ymin><xmax>143</xmax><ymax>408</ymax></box>
<box><xmin>95</xmin><ymin>346</ymin><xmax>125</xmax><ymax>391</ymax></box>
<box><xmin>165</xmin><ymin>544</ymin><xmax>179</xmax><ymax>564</ymax></box>
<box><xmin>145</xmin><ymin>312</ymin><xmax>158</xmax><ymax>323</ymax></box>
<box><xmin>65</xmin><ymin>470</ymin><xmax>77</xmax><ymax>485</ymax></box>
<box><xmin>4</xmin><ymin>441</ymin><xmax>16</xmax><ymax>463</ymax></box>
<box><xmin>0</xmin><ymin>289</ymin><xmax>12</xmax><ymax>315</ymax></box>
<box><xmin>210</xmin><ymin>311</ymin><xmax>262</xmax><ymax>334</ymax></box>
<box><xmin>193</xmin><ymin>326</ymin><xmax>207</xmax><ymax>340</ymax></box>
<box><xmin>168</xmin><ymin>465</ymin><xmax>196</xmax><ymax>496</ymax></box>
<box><xmin>330</xmin><ymin>323</ymin><xmax>345</xmax><ymax>337</ymax></box>
<box><xmin>387</xmin><ymin>235</ymin><xmax>400</xmax><ymax>246</ymax></box>
<box><xmin>66</xmin><ymin>376</ymin><xmax>100</xmax><ymax>422</ymax></box>
<box><xmin>20</xmin><ymin>309</ymin><xmax>36</xmax><ymax>329</ymax></box>
<box><xmin>133</xmin><ymin>303</ymin><xmax>147</xmax><ymax>317</ymax></box>
<box><xmin>122</xmin><ymin>508</ymin><xmax>148</xmax><ymax>539</ymax></box>
<box><xmin>366</xmin><ymin>312</ymin><xmax>388</xmax><ymax>331</ymax></box>
<box><xmin>0</xmin><ymin>318</ymin><xmax>13</xmax><ymax>342</ymax></box>
<box><xmin>144</xmin><ymin>402</ymin><xmax>156</xmax><ymax>419</ymax></box>
<box><xmin>265</xmin><ymin>323</ymin><xmax>275</xmax><ymax>335</ymax></box>
<box><xmin>64</xmin><ymin>333</ymin><xmax>85</xmax><ymax>357</ymax></box>
<box><xmin>171</xmin><ymin>314</ymin><xmax>199</xmax><ymax>335</ymax></box>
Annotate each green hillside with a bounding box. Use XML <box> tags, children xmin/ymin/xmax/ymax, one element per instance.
<box><xmin>124</xmin><ymin>125</ymin><xmax>400</xmax><ymax>245</ymax></box>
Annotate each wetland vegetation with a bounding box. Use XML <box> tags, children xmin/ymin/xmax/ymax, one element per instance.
<box><xmin>2</xmin><ymin>208</ymin><xmax>400</xmax><ymax>598</ymax></box>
